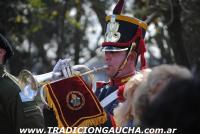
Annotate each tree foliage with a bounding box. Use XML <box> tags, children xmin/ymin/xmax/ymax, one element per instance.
<box><xmin>0</xmin><ymin>0</ymin><xmax>110</xmax><ymax>75</ymax></box>
<box><xmin>0</xmin><ymin>0</ymin><xmax>200</xmax><ymax>75</ymax></box>
<box><xmin>133</xmin><ymin>0</ymin><xmax>200</xmax><ymax>72</ymax></box>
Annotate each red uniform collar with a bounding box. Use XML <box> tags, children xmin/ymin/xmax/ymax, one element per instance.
<box><xmin>110</xmin><ymin>72</ymin><xmax>134</xmax><ymax>87</ymax></box>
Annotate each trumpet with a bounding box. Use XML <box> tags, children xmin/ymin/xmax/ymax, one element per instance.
<box><xmin>18</xmin><ymin>65</ymin><xmax>108</xmax><ymax>105</ymax></box>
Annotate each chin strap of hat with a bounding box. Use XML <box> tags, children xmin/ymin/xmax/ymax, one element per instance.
<box><xmin>112</xmin><ymin>42</ymin><xmax>135</xmax><ymax>78</ymax></box>
<box><xmin>112</xmin><ymin>27</ymin><xmax>147</xmax><ymax>78</ymax></box>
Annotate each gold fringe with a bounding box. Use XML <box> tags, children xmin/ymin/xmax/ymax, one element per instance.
<box><xmin>76</xmin><ymin>111</ymin><xmax>107</xmax><ymax>127</ymax></box>
<box><xmin>45</xmin><ymin>85</ymin><xmax>65</xmax><ymax>128</ymax></box>
<box><xmin>44</xmin><ymin>85</ymin><xmax>107</xmax><ymax>132</ymax></box>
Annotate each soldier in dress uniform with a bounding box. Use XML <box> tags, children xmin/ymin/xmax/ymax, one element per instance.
<box><xmin>0</xmin><ymin>34</ymin><xmax>45</xmax><ymax>134</ymax></box>
<box><xmin>95</xmin><ymin>0</ymin><xmax>148</xmax><ymax>126</ymax></box>
<box><xmin>42</xmin><ymin>0</ymin><xmax>148</xmax><ymax>128</ymax></box>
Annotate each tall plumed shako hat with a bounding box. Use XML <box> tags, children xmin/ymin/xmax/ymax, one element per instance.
<box><xmin>101</xmin><ymin>0</ymin><xmax>147</xmax><ymax>69</ymax></box>
<box><xmin>0</xmin><ymin>34</ymin><xmax>14</xmax><ymax>63</ymax></box>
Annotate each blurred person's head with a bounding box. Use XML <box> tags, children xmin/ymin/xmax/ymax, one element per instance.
<box><xmin>146</xmin><ymin>64</ymin><xmax>192</xmax><ymax>101</ymax></box>
<box><xmin>133</xmin><ymin>64</ymin><xmax>192</xmax><ymax>125</ymax></box>
<box><xmin>141</xmin><ymin>78</ymin><xmax>200</xmax><ymax>134</ymax></box>
<box><xmin>113</xmin><ymin>68</ymin><xmax>151</xmax><ymax>126</ymax></box>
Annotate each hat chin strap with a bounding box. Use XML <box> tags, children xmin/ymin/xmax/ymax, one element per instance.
<box><xmin>112</xmin><ymin>43</ymin><xmax>135</xmax><ymax>78</ymax></box>
<box><xmin>111</xmin><ymin>27</ymin><xmax>147</xmax><ymax>78</ymax></box>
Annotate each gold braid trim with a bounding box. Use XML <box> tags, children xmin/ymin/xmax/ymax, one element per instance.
<box><xmin>45</xmin><ymin>85</ymin><xmax>65</xmax><ymax>128</ymax></box>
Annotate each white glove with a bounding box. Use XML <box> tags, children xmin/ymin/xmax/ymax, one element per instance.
<box><xmin>19</xmin><ymin>85</ymin><xmax>37</xmax><ymax>102</ymax></box>
<box><xmin>53</xmin><ymin>58</ymin><xmax>72</xmax><ymax>78</ymax></box>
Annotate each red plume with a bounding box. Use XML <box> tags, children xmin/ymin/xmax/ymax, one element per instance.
<box><xmin>113</xmin><ymin>0</ymin><xmax>124</xmax><ymax>15</ymax></box>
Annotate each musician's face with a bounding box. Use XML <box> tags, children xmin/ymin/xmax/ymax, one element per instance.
<box><xmin>104</xmin><ymin>51</ymin><xmax>127</xmax><ymax>78</ymax></box>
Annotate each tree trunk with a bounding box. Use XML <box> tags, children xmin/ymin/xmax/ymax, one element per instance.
<box><xmin>74</xmin><ymin>1</ymin><xmax>82</xmax><ymax>64</ymax></box>
<box><xmin>57</xmin><ymin>2</ymin><xmax>67</xmax><ymax>59</ymax></box>
<box><xmin>168</xmin><ymin>0</ymin><xmax>190</xmax><ymax>68</ymax></box>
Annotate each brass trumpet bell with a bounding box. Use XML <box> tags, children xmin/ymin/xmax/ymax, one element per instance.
<box><xmin>18</xmin><ymin>70</ymin><xmax>39</xmax><ymax>91</ymax></box>
<box><xmin>18</xmin><ymin>65</ymin><xmax>107</xmax><ymax>105</ymax></box>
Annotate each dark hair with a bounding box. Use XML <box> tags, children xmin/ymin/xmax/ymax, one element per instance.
<box><xmin>141</xmin><ymin>78</ymin><xmax>200</xmax><ymax>134</ymax></box>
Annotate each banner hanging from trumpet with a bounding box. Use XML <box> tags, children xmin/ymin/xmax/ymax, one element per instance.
<box><xmin>43</xmin><ymin>75</ymin><xmax>107</xmax><ymax>127</ymax></box>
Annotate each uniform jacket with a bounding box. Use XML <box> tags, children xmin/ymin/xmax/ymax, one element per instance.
<box><xmin>95</xmin><ymin>73</ymin><xmax>134</xmax><ymax>127</ymax></box>
<box><xmin>0</xmin><ymin>65</ymin><xmax>44</xmax><ymax>134</ymax></box>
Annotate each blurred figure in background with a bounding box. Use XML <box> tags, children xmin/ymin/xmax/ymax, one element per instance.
<box><xmin>0</xmin><ymin>34</ymin><xmax>44</xmax><ymax>134</ymax></box>
<box><xmin>141</xmin><ymin>77</ymin><xmax>200</xmax><ymax>134</ymax></box>
<box><xmin>133</xmin><ymin>64</ymin><xmax>192</xmax><ymax>126</ymax></box>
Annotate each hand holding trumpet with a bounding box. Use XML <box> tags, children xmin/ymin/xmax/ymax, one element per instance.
<box><xmin>52</xmin><ymin>58</ymin><xmax>72</xmax><ymax>79</ymax></box>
